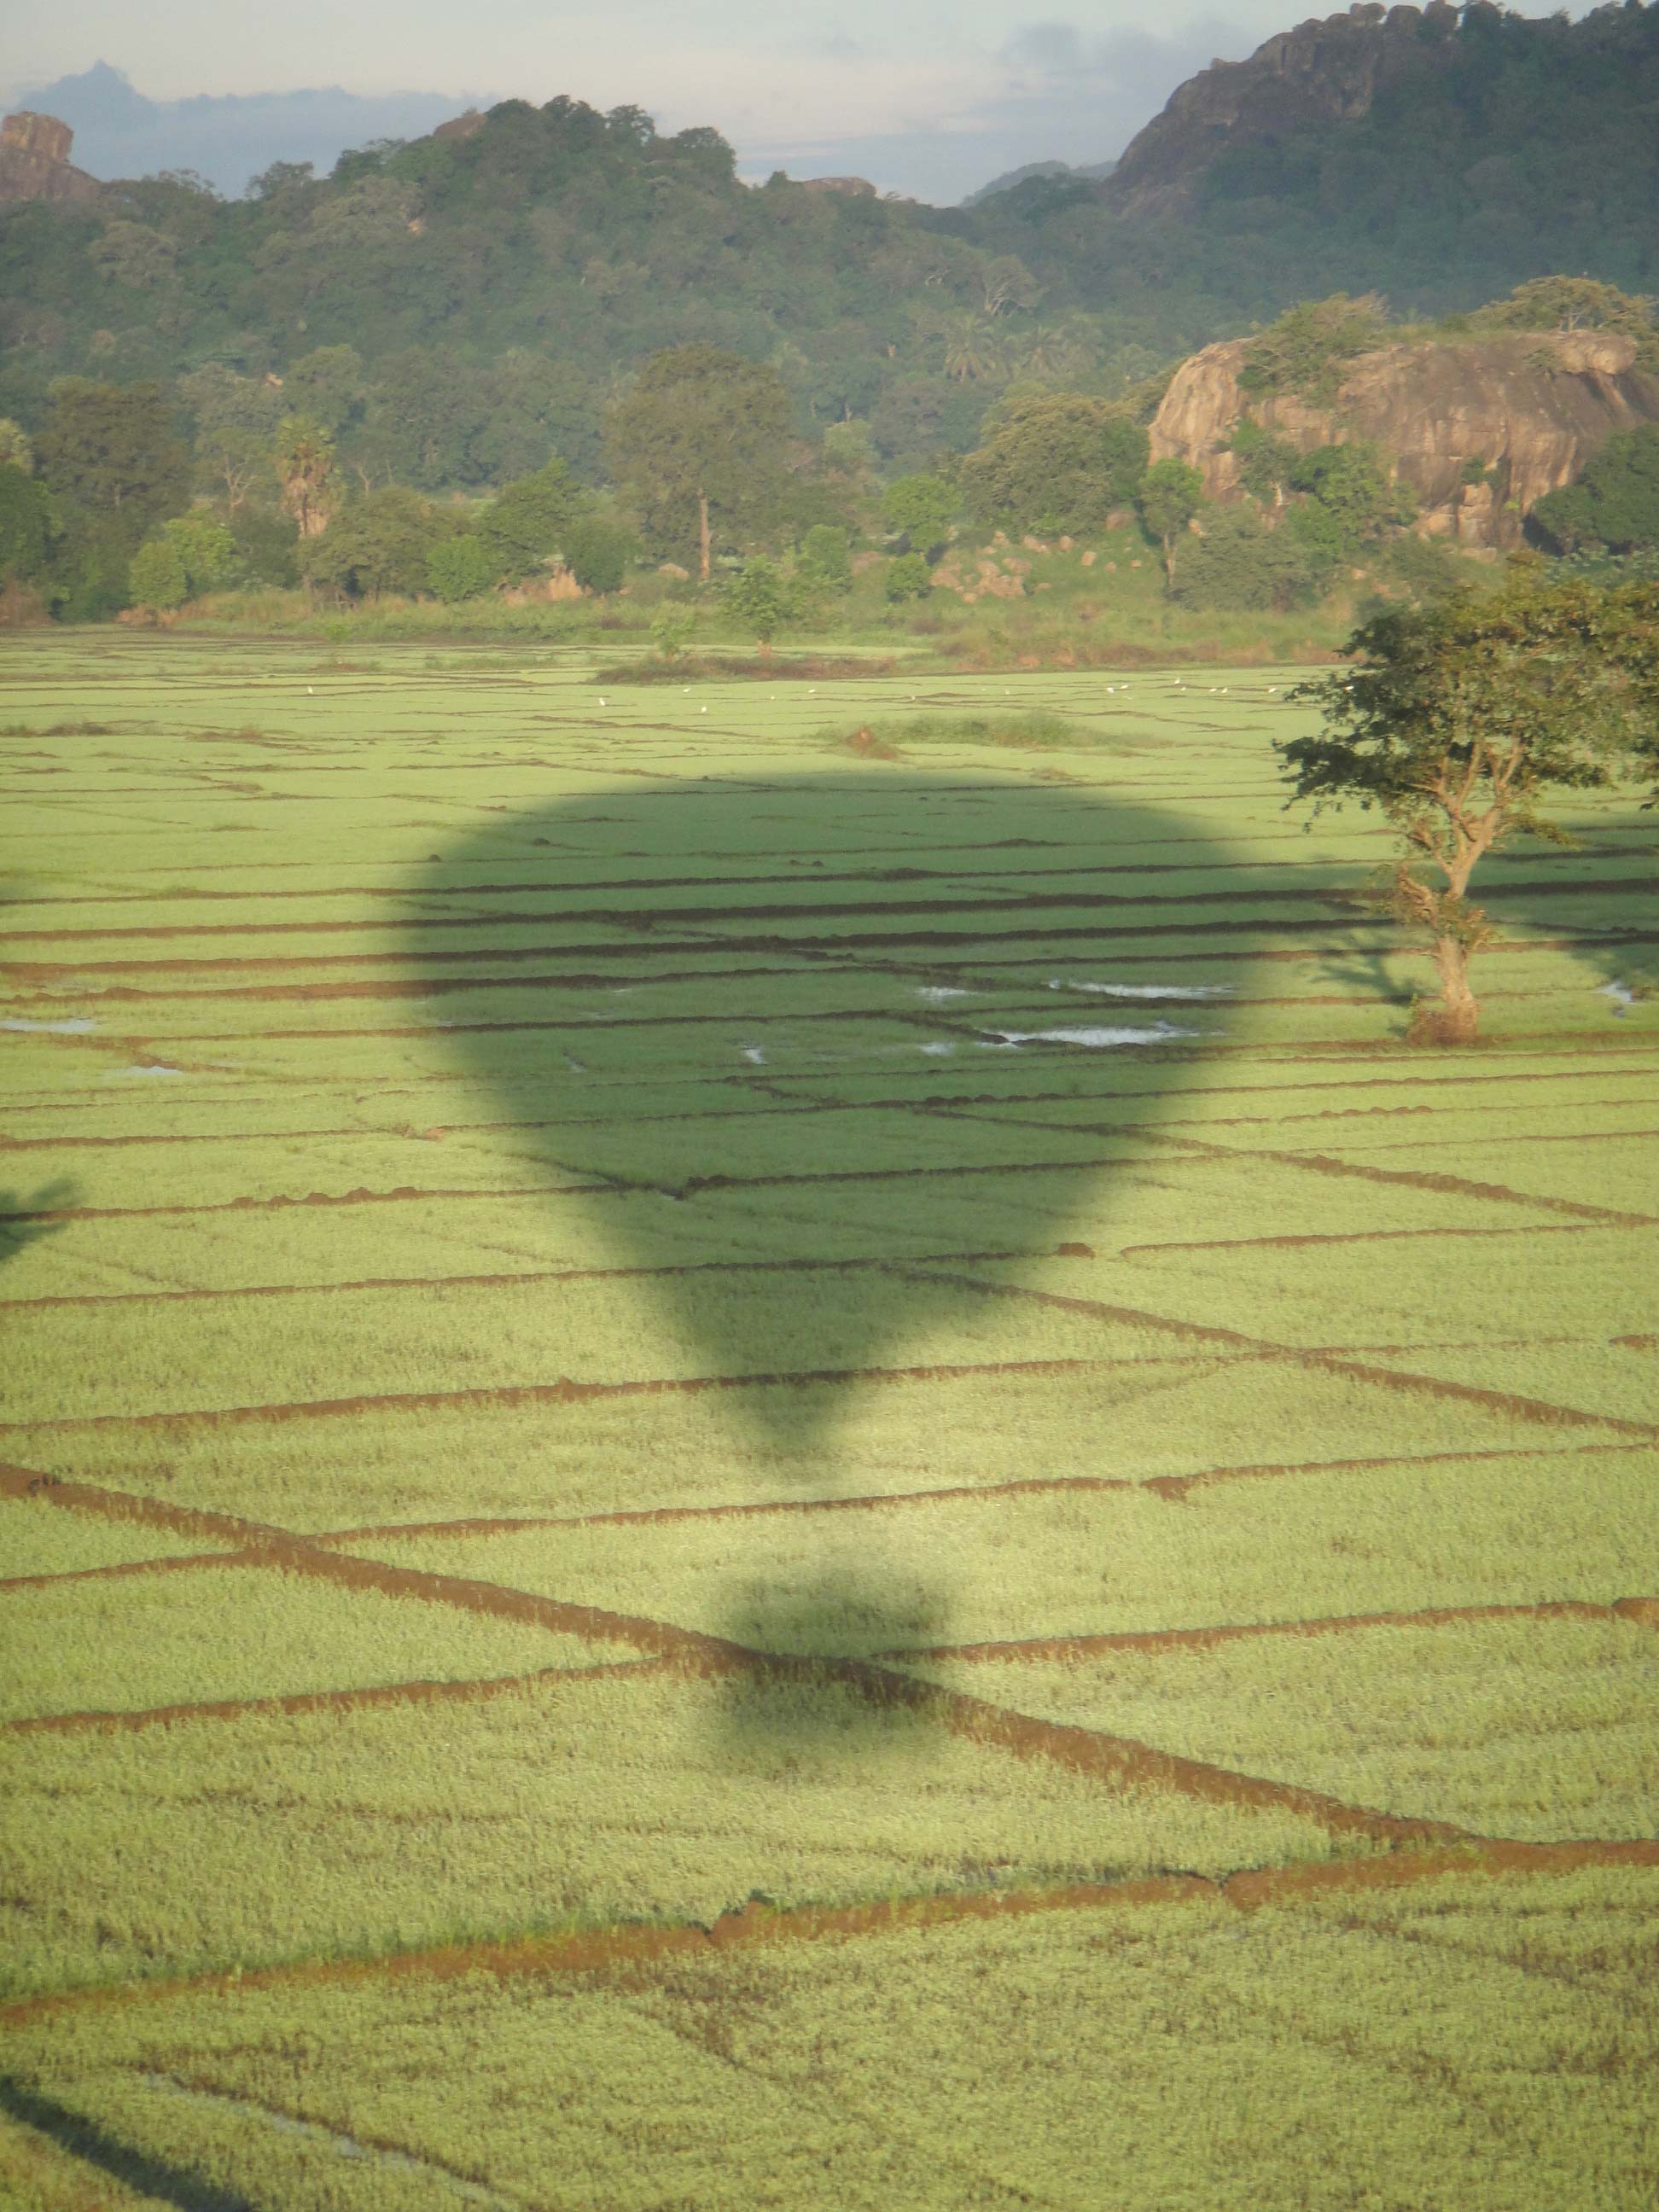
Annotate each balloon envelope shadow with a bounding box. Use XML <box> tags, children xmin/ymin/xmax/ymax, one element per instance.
<box><xmin>421</xmin><ymin>768</ymin><xmax>1264</xmax><ymax>1679</ymax></box>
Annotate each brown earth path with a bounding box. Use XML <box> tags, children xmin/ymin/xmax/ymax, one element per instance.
<box><xmin>6</xmin><ymin>1838</ymin><xmax>1658</xmax><ymax>2036</ymax></box>
<box><xmin>894</xmin><ymin>1265</ymin><xmax>1659</xmax><ymax>1440</ymax></box>
<box><xmin>885</xmin><ymin>1593</ymin><xmax>1659</xmax><ymax>1666</ymax></box>
<box><xmin>0</xmin><ymin>1461</ymin><xmax>1476</xmax><ymax>1853</ymax></box>
<box><xmin>3</xmin><ymin>1271</ymin><xmax>1643</xmax><ymax>1446</ymax></box>
<box><xmin>1</xmin><ymin>1656</ymin><xmax>669</xmax><ymax>1739</ymax></box>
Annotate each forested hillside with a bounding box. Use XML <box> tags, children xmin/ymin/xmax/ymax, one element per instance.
<box><xmin>955</xmin><ymin>3</ymin><xmax>1659</xmax><ymax>340</ymax></box>
<box><xmin>4</xmin><ymin>3</ymin><xmax>1659</xmax><ymax>502</ymax></box>
<box><xmin>0</xmin><ymin>103</ymin><xmax>1096</xmax><ymax>487</ymax></box>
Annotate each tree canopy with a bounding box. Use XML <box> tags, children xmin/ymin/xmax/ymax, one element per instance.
<box><xmin>1281</xmin><ymin>578</ymin><xmax>1659</xmax><ymax>1039</ymax></box>
<box><xmin>1136</xmin><ymin>459</ymin><xmax>1204</xmax><ymax>588</ymax></box>
<box><xmin>35</xmin><ymin>381</ymin><xmax>188</xmax><ymax>544</ymax></box>
<box><xmin>958</xmin><ymin>394</ymin><xmax>1148</xmax><ymax>536</ymax></box>
<box><xmin>1531</xmin><ymin>427</ymin><xmax>1659</xmax><ymax>556</ymax></box>
<box><xmin>605</xmin><ymin>346</ymin><xmax>793</xmax><ymax>581</ymax></box>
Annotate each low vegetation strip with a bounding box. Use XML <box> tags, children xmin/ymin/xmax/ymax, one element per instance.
<box><xmin>0</xmin><ymin>1464</ymin><xmax>754</xmax><ymax>1670</ymax></box>
<box><xmin>0</xmin><ymin>1350</ymin><xmax>1196</xmax><ymax>1435</ymax></box>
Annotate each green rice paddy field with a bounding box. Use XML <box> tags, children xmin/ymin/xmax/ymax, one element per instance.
<box><xmin>1</xmin><ymin>632</ymin><xmax>1656</xmax><ymax>2209</ymax></box>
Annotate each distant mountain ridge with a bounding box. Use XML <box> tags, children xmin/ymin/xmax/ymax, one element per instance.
<box><xmin>961</xmin><ymin>158</ymin><xmax>1116</xmax><ymax>210</ymax></box>
<box><xmin>9</xmin><ymin>61</ymin><xmax>482</xmax><ymax>196</ymax></box>
<box><xmin>962</xmin><ymin>1</ymin><xmax>1659</xmax><ymax>327</ymax></box>
<box><xmin>1103</xmin><ymin>0</ymin><xmax>1659</xmax><ymax>221</ymax></box>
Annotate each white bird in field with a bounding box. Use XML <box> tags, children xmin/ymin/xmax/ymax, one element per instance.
<box><xmin>599</xmin><ymin>698</ymin><xmax>608</xmax><ymax>707</ymax></box>
<box><xmin>700</xmin><ymin>705</ymin><xmax>707</xmax><ymax>713</ymax></box>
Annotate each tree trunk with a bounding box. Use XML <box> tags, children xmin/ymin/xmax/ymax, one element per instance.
<box><xmin>1427</xmin><ymin>930</ymin><xmax>1480</xmax><ymax>1044</ymax></box>
<box><xmin>696</xmin><ymin>490</ymin><xmax>711</xmax><ymax>585</ymax></box>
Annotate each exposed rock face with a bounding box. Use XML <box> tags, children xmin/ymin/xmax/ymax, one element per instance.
<box><xmin>1109</xmin><ymin>2</ymin><xmax>1464</xmax><ymax>209</ymax></box>
<box><xmin>0</xmin><ymin>110</ymin><xmax>102</xmax><ymax>206</ymax></box>
<box><xmin>799</xmin><ymin>176</ymin><xmax>877</xmax><ymax>198</ymax></box>
<box><xmin>1148</xmin><ymin>331</ymin><xmax>1659</xmax><ymax>547</ymax></box>
<box><xmin>432</xmin><ymin>109</ymin><xmax>486</xmax><ymax>144</ymax></box>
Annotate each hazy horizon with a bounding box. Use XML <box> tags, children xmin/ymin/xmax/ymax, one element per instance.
<box><xmin>5</xmin><ymin>1</ymin><xmax>1589</xmax><ymax>206</ymax></box>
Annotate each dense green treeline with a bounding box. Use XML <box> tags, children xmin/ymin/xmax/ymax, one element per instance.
<box><xmin>6</xmin><ymin>279</ymin><xmax>1657</xmax><ymax>634</ymax></box>
<box><xmin>0</xmin><ymin>338</ymin><xmax>1464</xmax><ymax>633</ymax></box>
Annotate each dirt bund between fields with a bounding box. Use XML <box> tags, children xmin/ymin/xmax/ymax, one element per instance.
<box><xmin>9</xmin><ymin>1452</ymin><xmax>1659</xmax><ymax>2043</ymax></box>
<box><xmin>892</xmin><ymin>1594</ymin><xmax>1659</xmax><ymax>1664</ymax></box>
<box><xmin>4</xmin><ymin>1270</ymin><xmax>1649</xmax><ymax>1450</ymax></box>
<box><xmin>1</xmin><ymin>1657</ymin><xmax>670</xmax><ymax>1739</ymax></box>
<box><xmin>0</xmin><ymin>1462</ymin><xmax>1468</xmax><ymax>1852</ymax></box>
<box><xmin>6</xmin><ymin>1839</ymin><xmax>1659</xmax><ymax>2035</ymax></box>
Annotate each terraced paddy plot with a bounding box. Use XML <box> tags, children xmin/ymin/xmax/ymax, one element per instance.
<box><xmin>0</xmin><ymin>632</ymin><xmax>1656</xmax><ymax>2209</ymax></box>
<box><xmin>5</xmin><ymin>1865</ymin><xmax>1657</xmax><ymax>2212</ymax></box>
<box><xmin>0</xmin><ymin>1560</ymin><xmax>614</xmax><ymax>1725</ymax></box>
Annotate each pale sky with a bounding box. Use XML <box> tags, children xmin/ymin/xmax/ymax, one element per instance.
<box><xmin>8</xmin><ymin>2</ymin><xmax>1596</xmax><ymax>202</ymax></box>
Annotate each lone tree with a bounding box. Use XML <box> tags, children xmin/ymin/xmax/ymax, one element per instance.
<box><xmin>1282</xmin><ymin>579</ymin><xmax>1659</xmax><ymax>1044</ymax></box>
<box><xmin>1136</xmin><ymin>458</ymin><xmax>1204</xmax><ymax>591</ymax></box>
<box><xmin>475</xmin><ymin>457</ymin><xmax>588</xmax><ymax>583</ymax></box>
<box><xmin>604</xmin><ymin>346</ymin><xmax>790</xmax><ymax>584</ymax></box>
<box><xmin>723</xmin><ymin>556</ymin><xmax>795</xmax><ymax>650</ymax></box>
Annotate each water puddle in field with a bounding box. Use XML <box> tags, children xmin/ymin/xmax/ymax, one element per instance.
<box><xmin>137</xmin><ymin>2075</ymin><xmax>515</xmax><ymax>2209</ymax></box>
<box><xmin>918</xmin><ymin>1041</ymin><xmax>956</xmax><ymax>1056</ymax></box>
<box><xmin>1049</xmin><ymin>979</ymin><xmax>1232</xmax><ymax>1001</ymax></box>
<box><xmin>0</xmin><ymin>1018</ymin><xmax>98</xmax><ymax>1034</ymax></box>
<box><xmin>109</xmin><ymin>1063</ymin><xmax>183</xmax><ymax>1079</ymax></box>
<box><xmin>917</xmin><ymin>986</ymin><xmax>971</xmax><ymax>1003</ymax></box>
<box><xmin>977</xmin><ymin>1022</ymin><xmax>1200</xmax><ymax>1049</ymax></box>
<box><xmin>741</xmin><ymin>1044</ymin><xmax>767</xmax><ymax>1065</ymax></box>
<box><xmin>1599</xmin><ymin>981</ymin><xmax>1639</xmax><ymax>1012</ymax></box>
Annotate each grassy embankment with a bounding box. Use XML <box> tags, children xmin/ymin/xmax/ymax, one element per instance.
<box><xmin>160</xmin><ymin>516</ymin><xmax>1466</xmax><ymax>662</ymax></box>
<box><xmin>0</xmin><ymin>631</ymin><xmax>1654</xmax><ymax>2209</ymax></box>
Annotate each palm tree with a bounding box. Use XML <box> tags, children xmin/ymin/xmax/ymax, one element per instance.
<box><xmin>1018</xmin><ymin>323</ymin><xmax>1095</xmax><ymax>383</ymax></box>
<box><xmin>939</xmin><ymin>314</ymin><xmax>1003</xmax><ymax>385</ymax></box>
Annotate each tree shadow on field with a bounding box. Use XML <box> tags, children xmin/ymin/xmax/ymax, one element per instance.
<box><xmin>0</xmin><ymin>1183</ymin><xmax>79</xmax><ymax>1272</ymax></box>
<box><xmin>1313</xmin><ymin>806</ymin><xmax>1659</xmax><ymax>1033</ymax></box>
<box><xmin>0</xmin><ymin>2075</ymin><xmax>256</xmax><ymax>2212</ymax></box>
<box><xmin>421</xmin><ymin>770</ymin><xmax>1266</xmax><ymax>1706</ymax></box>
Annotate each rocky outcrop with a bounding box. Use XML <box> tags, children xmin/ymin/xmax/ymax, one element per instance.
<box><xmin>1109</xmin><ymin>2</ymin><xmax>1464</xmax><ymax>210</ymax></box>
<box><xmin>0</xmin><ymin>111</ymin><xmax>102</xmax><ymax>206</ymax></box>
<box><xmin>432</xmin><ymin>109</ymin><xmax>486</xmax><ymax>144</ymax></box>
<box><xmin>1148</xmin><ymin>330</ymin><xmax>1659</xmax><ymax>547</ymax></box>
